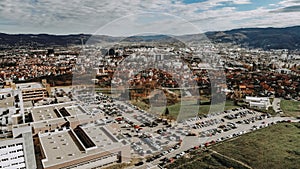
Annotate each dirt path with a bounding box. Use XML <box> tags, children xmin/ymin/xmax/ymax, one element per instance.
<box><xmin>211</xmin><ymin>150</ymin><xmax>253</xmax><ymax>169</ymax></box>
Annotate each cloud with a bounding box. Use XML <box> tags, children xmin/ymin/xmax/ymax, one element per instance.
<box><xmin>271</xmin><ymin>5</ymin><xmax>300</xmax><ymax>12</ymax></box>
<box><xmin>231</xmin><ymin>0</ymin><xmax>251</xmax><ymax>5</ymax></box>
<box><xmin>278</xmin><ymin>0</ymin><xmax>300</xmax><ymax>6</ymax></box>
<box><xmin>0</xmin><ymin>0</ymin><xmax>298</xmax><ymax>35</ymax></box>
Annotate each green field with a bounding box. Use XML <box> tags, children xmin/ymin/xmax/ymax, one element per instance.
<box><xmin>212</xmin><ymin>123</ymin><xmax>300</xmax><ymax>169</ymax></box>
<box><xmin>148</xmin><ymin>100</ymin><xmax>239</xmax><ymax>119</ymax></box>
<box><xmin>281</xmin><ymin>100</ymin><xmax>300</xmax><ymax>117</ymax></box>
<box><xmin>131</xmin><ymin>100</ymin><xmax>150</xmax><ymax>110</ymax></box>
<box><xmin>168</xmin><ymin>123</ymin><xmax>300</xmax><ymax>169</ymax></box>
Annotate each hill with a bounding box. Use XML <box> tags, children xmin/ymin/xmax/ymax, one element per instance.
<box><xmin>206</xmin><ymin>26</ymin><xmax>300</xmax><ymax>50</ymax></box>
<box><xmin>0</xmin><ymin>26</ymin><xmax>299</xmax><ymax>50</ymax></box>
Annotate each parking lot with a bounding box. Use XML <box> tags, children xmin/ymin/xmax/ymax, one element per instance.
<box><xmin>102</xmin><ymin>100</ymin><xmax>184</xmax><ymax>158</ymax></box>
<box><xmin>82</xmin><ymin>93</ymin><xmax>298</xmax><ymax>169</ymax></box>
<box><xmin>132</xmin><ymin>109</ymin><xmax>297</xmax><ymax>169</ymax></box>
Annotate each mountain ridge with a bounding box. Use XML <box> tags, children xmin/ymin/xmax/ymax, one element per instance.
<box><xmin>0</xmin><ymin>26</ymin><xmax>299</xmax><ymax>50</ymax></box>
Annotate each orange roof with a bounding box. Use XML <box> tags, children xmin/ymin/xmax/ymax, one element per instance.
<box><xmin>239</xmin><ymin>85</ymin><xmax>246</xmax><ymax>89</ymax></box>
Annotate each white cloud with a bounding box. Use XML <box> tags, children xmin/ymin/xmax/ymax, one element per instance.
<box><xmin>278</xmin><ymin>0</ymin><xmax>300</xmax><ymax>6</ymax></box>
<box><xmin>0</xmin><ymin>0</ymin><xmax>298</xmax><ymax>35</ymax></box>
<box><xmin>231</xmin><ymin>0</ymin><xmax>251</xmax><ymax>5</ymax></box>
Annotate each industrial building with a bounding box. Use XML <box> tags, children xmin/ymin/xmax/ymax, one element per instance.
<box><xmin>38</xmin><ymin>124</ymin><xmax>131</xmax><ymax>169</ymax></box>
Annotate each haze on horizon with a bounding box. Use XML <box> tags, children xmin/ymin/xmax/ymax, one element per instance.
<box><xmin>0</xmin><ymin>0</ymin><xmax>299</xmax><ymax>36</ymax></box>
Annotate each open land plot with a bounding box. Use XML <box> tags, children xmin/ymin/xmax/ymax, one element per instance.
<box><xmin>280</xmin><ymin>100</ymin><xmax>300</xmax><ymax>117</ymax></box>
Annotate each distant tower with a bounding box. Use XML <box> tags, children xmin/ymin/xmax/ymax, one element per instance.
<box><xmin>80</xmin><ymin>36</ymin><xmax>85</xmax><ymax>49</ymax></box>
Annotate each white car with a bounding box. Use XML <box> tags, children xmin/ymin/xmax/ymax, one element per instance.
<box><xmin>162</xmin><ymin>151</ymin><xmax>168</xmax><ymax>155</ymax></box>
<box><xmin>169</xmin><ymin>136</ymin><xmax>176</xmax><ymax>141</ymax></box>
<box><xmin>174</xmin><ymin>144</ymin><xmax>180</xmax><ymax>149</ymax></box>
<box><xmin>168</xmin><ymin>148</ymin><xmax>175</xmax><ymax>153</ymax></box>
<box><xmin>179</xmin><ymin>152</ymin><xmax>185</xmax><ymax>156</ymax></box>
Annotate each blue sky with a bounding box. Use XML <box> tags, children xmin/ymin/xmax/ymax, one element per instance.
<box><xmin>0</xmin><ymin>0</ymin><xmax>299</xmax><ymax>35</ymax></box>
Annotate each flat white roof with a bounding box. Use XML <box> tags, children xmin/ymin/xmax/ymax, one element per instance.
<box><xmin>16</xmin><ymin>82</ymin><xmax>44</xmax><ymax>89</ymax></box>
<box><xmin>250</xmin><ymin>102</ymin><xmax>267</xmax><ymax>106</ymax></box>
<box><xmin>40</xmin><ymin>129</ymin><xmax>83</xmax><ymax>168</ymax></box>
<box><xmin>64</xmin><ymin>105</ymin><xmax>86</xmax><ymax>116</ymax></box>
<box><xmin>39</xmin><ymin>124</ymin><xmax>127</xmax><ymax>168</ymax></box>
<box><xmin>246</xmin><ymin>96</ymin><xmax>269</xmax><ymax>102</ymax></box>
<box><xmin>31</xmin><ymin>102</ymin><xmax>75</xmax><ymax>122</ymax></box>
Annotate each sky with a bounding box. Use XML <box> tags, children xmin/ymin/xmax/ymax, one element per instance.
<box><xmin>0</xmin><ymin>0</ymin><xmax>299</xmax><ymax>36</ymax></box>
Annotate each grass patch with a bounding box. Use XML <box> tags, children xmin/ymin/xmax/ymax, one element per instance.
<box><xmin>280</xmin><ymin>100</ymin><xmax>300</xmax><ymax>117</ymax></box>
<box><xmin>131</xmin><ymin>100</ymin><xmax>150</xmax><ymax>110</ymax></box>
<box><xmin>167</xmin><ymin>152</ymin><xmax>227</xmax><ymax>169</ymax></box>
<box><xmin>96</xmin><ymin>88</ymin><xmax>113</xmax><ymax>96</ymax></box>
<box><xmin>131</xmin><ymin>100</ymin><xmax>238</xmax><ymax>119</ymax></box>
<box><xmin>212</xmin><ymin>123</ymin><xmax>300</xmax><ymax>169</ymax></box>
<box><xmin>149</xmin><ymin>100</ymin><xmax>239</xmax><ymax>119</ymax></box>
<box><xmin>166</xmin><ymin>150</ymin><xmax>248</xmax><ymax>169</ymax></box>
<box><xmin>96</xmin><ymin>88</ymin><xmax>126</xmax><ymax>97</ymax></box>
<box><xmin>101</xmin><ymin>158</ymin><xmax>142</xmax><ymax>169</ymax></box>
